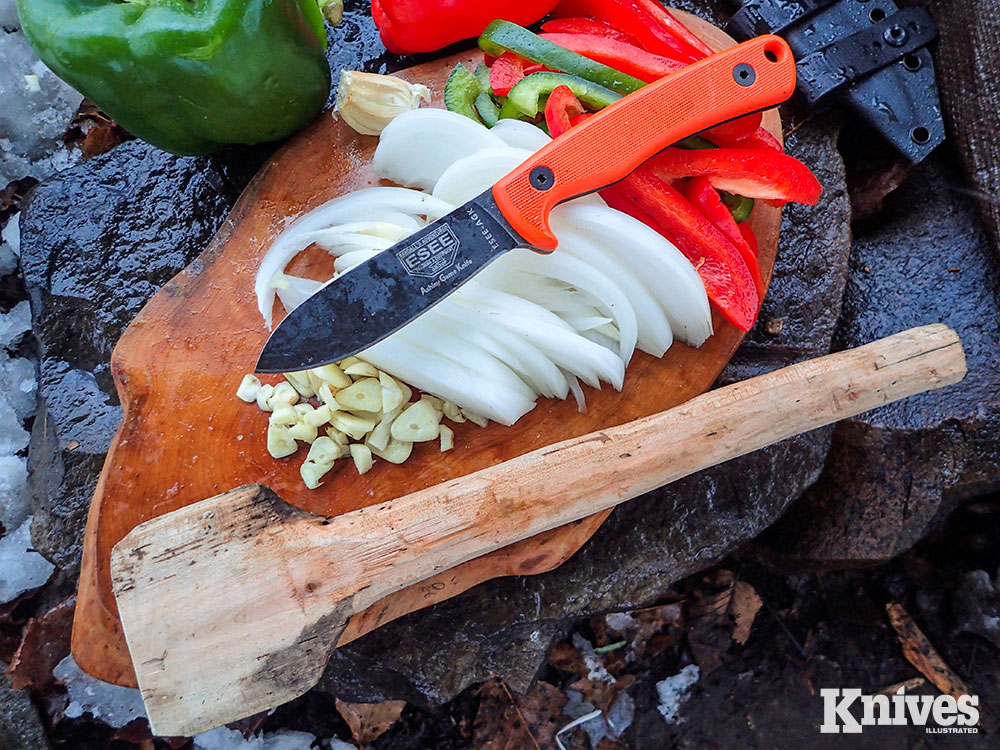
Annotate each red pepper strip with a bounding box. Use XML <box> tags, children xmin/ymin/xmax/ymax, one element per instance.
<box><xmin>707</xmin><ymin>125</ymin><xmax>784</xmax><ymax>153</ymax></box>
<box><xmin>685</xmin><ymin>176</ymin><xmax>763</xmax><ymax>296</ymax></box>
<box><xmin>704</xmin><ymin>112</ymin><xmax>762</xmax><ymax>143</ymax></box>
<box><xmin>372</xmin><ymin>0</ymin><xmax>559</xmax><ymax>55</ymax></box>
<box><xmin>489</xmin><ymin>51</ymin><xmax>532</xmax><ymax>96</ymax></box>
<box><xmin>545</xmin><ymin>85</ymin><xmax>586</xmax><ymax>137</ymax></box>
<box><xmin>541</xmin><ymin>16</ymin><xmax>643</xmax><ymax>46</ymax></box>
<box><xmin>539</xmin><ymin>32</ymin><xmax>685</xmax><ymax>82</ymax></box>
<box><xmin>648</xmin><ymin>147</ymin><xmax>822</xmax><ymax>206</ymax></box>
<box><xmin>739</xmin><ymin>222</ymin><xmax>758</xmax><ymax>257</ymax></box>
<box><xmin>604</xmin><ymin>170</ymin><xmax>760</xmax><ymax>330</ymax></box>
<box><xmin>554</xmin><ymin>0</ymin><xmax>711</xmax><ymax>63</ymax></box>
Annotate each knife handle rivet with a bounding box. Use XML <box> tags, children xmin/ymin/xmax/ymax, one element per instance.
<box><xmin>529</xmin><ymin>166</ymin><xmax>555</xmax><ymax>191</ymax></box>
<box><xmin>733</xmin><ymin>63</ymin><xmax>756</xmax><ymax>86</ymax></box>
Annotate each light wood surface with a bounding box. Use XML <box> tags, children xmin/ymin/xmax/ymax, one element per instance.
<box><xmin>71</xmin><ymin>11</ymin><xmax>783</xmax><ymax>686</ymax></box>
<box><xmin>112</xmin><ymin>325</ymin><xmax>967</xmax><ymax>736</ymax></box>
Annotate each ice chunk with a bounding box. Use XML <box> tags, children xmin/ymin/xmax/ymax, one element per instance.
<box><xmin>2</xmin><ymin>213</ymin><xmax>21</xmax><ymax>256</ymax></box>
<box><xmin>0</xmin><ymin>455</ymin><xmax>30</xmax><ymax>530</ymax></box>
<box><xmin>0</xmin><ymin>213</ymin><xmax>20</xmax><ymax>276</ymax></box>
<box><xmin>53</xmin><ymin>655</ymin><xmax>146</xmax><ymax>728</ymax></box>
<box><xmin>0</xmin><ymin>517</ymin><xmax>54</xmax><ymax>602</ymax></box>
<box><xmin>0</xmin><ymin>300</ymin><xmax>30</xmax><ymax>350</ymax></box>
<box><xmin>0</xmin><ymin>0</ymin><xmax>20</xmax><ymax>31</ymax></box>
<box><xmin>656</xmin><ymin>664</ymin><xmax>700</xmax><ymax>724</ymax></box>
<box><xmin>0</xmin><ymin>354</ymin><xmax>36</xmax><ymax>420</ymax></box>
<box><xmin>0</xmin><ymin>30</ymin><xmax>82</xmax><ymax>185</ymax></box>
<box><xmin>0</xmin><ymin>397</ymin><xmax>29</xmax><ymax>455</ymax></box>
<box><xmin>193</xmin><ymin>727</ymin><xmax>318</xmax><ymax>749</ymax></box>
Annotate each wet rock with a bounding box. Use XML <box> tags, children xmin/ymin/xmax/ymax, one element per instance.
<box><xmin>759</xmin><ymin>153</ymin><xmax>1000</xmax><ymax>568</ymax></box>
<box><xmin>318</xmin><ymin>118</ymin><xmax>851</xmax><ymax>706</ymax></box>
<box><xmin>19</xmin><ymin>141</ymin><xmax>258</xmax><ymax>571</ymax></box>
<box><xmin>954</xmin><ymin>568</ymin><xmax>1000</xmax><ymax>650</ymax></box>
<box><xmin>0</xmin><ymin>668</ymin><xmax>50</xmax><ymax>750</ymax></box>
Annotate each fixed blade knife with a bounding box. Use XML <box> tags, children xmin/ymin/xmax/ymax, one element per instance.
<box><xmin>257</xmin><ymin>35</ymin><xmax>795</xmax><ymax>373</ymax></box>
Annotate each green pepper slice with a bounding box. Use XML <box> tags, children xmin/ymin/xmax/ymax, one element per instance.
<box><xmin>16</xmin><ymin>0</ymin><xmax>331</xmax><ymax>156</ymax></box>
<box><xmin>720</xmin><ymin>192</ymin><xmax>755</xmax><ymax>223</ymax></box>
<box><xmin>479</xmin><ymin>20</ymin><xmax>645</xmax><ymax>96</ymax></box>
<box><xmin>444</xmin><ymin>62</ymin><xmax>485</xmax><ymax>124</ymax></box>
<box><xmin>500</xmin><ymin>72</ymin><xmax>620</xmax><ymax>119</ymax></box>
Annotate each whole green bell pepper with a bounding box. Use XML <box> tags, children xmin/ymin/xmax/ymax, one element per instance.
<box><xmin>16</xmin><ymin>0</ymin><xmax>332</xmax><ymax>156</ymax></box>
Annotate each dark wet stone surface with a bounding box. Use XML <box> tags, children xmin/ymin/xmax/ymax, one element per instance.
<box><xmin>758</xmin><ymin>152</ymin><xmax>1000</xmax><ymax>568</ymax></box>
<box><xmin>19</xmin><ymin>141</ymin><xmax>260</xmax><ymax>571</ymax></box>
<box><xmin>0</xmin><ymin>666</ymin><xmax>50</xmax><ymax>750</ymax></box>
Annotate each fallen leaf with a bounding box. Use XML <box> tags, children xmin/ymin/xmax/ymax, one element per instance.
<box><xmin>474</xmin><ymin>679</ymin><xmax>566</xmax><ymax>750</ymax></box>
<box><xmin>549</xmin><ymin>640</ymin><xmax>587</xmax><ymax>677</ymax></box>
<box><xmin>885</xmin><ymin>601</ymin><xmax>970</xmax><ymax>698</ymax></box>
<box><xmin>335</xmin><ymin>698</ymin><xmax>405</xmax><ymax>745</ymax></box>
<box><xmin>8</xmin><ymin>596</ymin><xmax>75</xmax><ymax>689</ymax></box>
<box><xmin>729</xmin><ymin>581</ymin><xmax>763</xmax><ymax>645</ymax></box>
<box><xmin>568</xmin><ymin>674</ymin><xmax>635</xmax><ymax>715</ymax></box>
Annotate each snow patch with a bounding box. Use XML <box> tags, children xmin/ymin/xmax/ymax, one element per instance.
<box><xmin>53</xmin><ymin>655</ymin><xmax>146</xmax><ymax>727</ymax></box>
<box><xmin>192</xmin><ymin>727</ymin><xmax>318</xmax><ymax>750</ymax></box>
<box><xmin>656</xmin><ymin>664</ymin><xmax>700</xmax><ymax>724</ymax></box>
<box><xmin>0</xmin><ymin>518</ymin><xmax>54</xmax><ymax>602</ymax></box>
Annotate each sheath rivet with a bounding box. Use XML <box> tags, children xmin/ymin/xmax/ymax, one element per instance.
<box><xmin>529</xmin><ymin>166</ymin><xmax>555</xmax><ymax>191</ymax></box>
<box><xmin>733</xmin><ymin>63</ymin><xmax>756</xmax><ymax>86</ymax></box>
<box><xmin>884</xmin><ymin>24</ymin><xmax>907</xmax><ymax>46</ymax></box>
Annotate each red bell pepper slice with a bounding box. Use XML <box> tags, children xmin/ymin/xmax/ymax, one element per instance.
<box><xmin>605</xmin><ymin>170</ymin><xmax>760</xmax><ymax>330</ymax></box>
<box><xmin>489</xmin><ymin>52</ymin><xmax>546</xmax><ymax>96</ymax></box>
<box><xmin>739</xmin><ymin>222</ymin><xmax>758</xmax><ymax>257</ymax></box>
<box><xmin>706</xmin><ymin>125</ymin><xmax>784</xmax><ymax>153</ymax></box>
<box><xmin>704</xmin><ymin>112</ymin><xmax>762</xmax><ymax>143</ymax></box>
<box><xmin>649</xmin><ymin>147</ymin><xmax>822</xmax><ymax>206</ymax></box>
<box><xmin>539</xmin><ymin>32</ymin><xmax>685</xmax><ymax>82</ymax></box>
<box><xmin>685</xmin><ymin>176</ymin><xmax>763</xmax><ymax>296</ymax></box>
<box><xmin>541</xmin><ymin>16</ymin><xmax>643</xmax><ymax>46</ymax></box>
<box><xmin>554</xmin><ymin>0</ymin><xmax>712</xmax><ymax>63</ymax></box>
<box><xmin>545</xmin><ymin>85</ymin><xmax>586</xmax><ymax>137</ymax></box>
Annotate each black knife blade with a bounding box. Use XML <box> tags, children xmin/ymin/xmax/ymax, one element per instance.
<box><xmin>256</xmin><ymin>191</ymin><xmax>526</xmax><ymax>372</ymax></box>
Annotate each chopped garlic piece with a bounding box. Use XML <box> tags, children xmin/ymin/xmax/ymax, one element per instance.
<box><xmin>312</xmin><ymin>363</ymin><xmax>352</xmax><ymax>389</ymax></box>
<box><xmin>316</xmin><ymin>383</ymin><xmax>341</xmax><ymax>410</ymax></box>
<box><xmin>349</xmin><ymin>443</ymin><xmax>374</xmax><ymax>475</ymax></box>
<box><xmin>284</xmin><ymin>371</ymin><xmax>315</xmax><ymax>398</ymax></box>
<box><xmin>267</xmin><ymin>424</ymin><xmax>297</xmax><ymax>458</ymax></box>
<box><xmin>326</xmin><ymin>428</ymin><xmax>349</xmax><ymax>447</ymax></box>
<box><xmin>336</xmin><ymin>70</ymin><xmax>431</xmax><ymax>136</ymax></box>
<box><xmin>442</xmin><ymin>401</ymin><xmax>465</xmax><ymax>423</ymax></box>
<box><xmin>256</xmin><ymin>384</ymin><xmax>275</xmax><ymax>412</ymax></box>
<box><xmin>329</xmin><ymin>412</ymin><xmax>377</xmax><ymax>441</ymax></box>
<box><xmin>371</xmin><ymin>438</ymin><xmax>413</xmax><ymax>464</ymax></box>
<box><xmin>293</xmin><ymin>403</ymin><xmax>315</xmax><ymax>418</ymax></box>
<box><xmin>366</xmin><ymin>415</ymin><xmax>395</xmax><ymax>452</ymax></box>
<box><xmin>304</xmin><ymin>404</ymin><xmax>334</xmax><ymax>427</ymax></box>
<box><xmin>236</xmin><ymin>374</ymin><xmax>262</xmax><ymax>402</ymax></box>
<box><xmin>343</xmin><ymin>361</ymin><xmax>379</xmax><ymax>378</ymax></box>
<box><xmin>301</xmin><ymin>459</ymin><xmax>334</xmax><ymax>489</ymax></box>
<box><xmin>335</xmin><ymin>377</ymin><xmax>382</xmax><ymax>412</ymax></box>
<box><xmin>439</xmin><ymin>424</ymin><xmax>454</xmax><ymax>452</ymax></box>
<box><xmin>420</xmin><ymin>394</ymin><xmax>445</xmax><ymax>411</ymax></box>
<box><xmin>339</xmin><ymin>356</ymin><xmax>362</xmax><ymax>369</ymax></box>
<box><xmin>391</xmin><ymin>399</ymin><xmax>442</xmax><ymax>443</ymax></box>
<box><xmin>379</xmin><ymin>371</ymin><xmax>404</xmax><ymax>412</ymax></box>
<box><xmin>306</xmin><ymin>370</ymin><xmax>323</xmax><ymax>395</ymax></box>
<box><xmin>307</xmin><ymin>436</ymin><xmax>343</xmax><ymax>464</ymax></box>
<box><xmin>268</xmin><ymin>382</ymin><xmax>299</xmax><ymax>409</ymax></box>
<box><xmin>288</xmin><ymin>421</ymin><xmax>318</xmax><ymax>443</ymax></box>
<box><xmin>462</xmin><ymin>409</ymin><xmax>489</xmax><ymax>428</ymax></box>
<box><xmin>269</xmin><ymin>406</ymin><xmax>299</xmax><ymax>426</ymax></box>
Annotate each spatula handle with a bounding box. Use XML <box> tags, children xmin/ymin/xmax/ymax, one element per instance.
<box><xmin>315</xmin><ymin>324</ymin><xmax>965</xmax><ymax>613</ymax></box>
<box><xmin>492</xmin><ymin>35</ymin><xmax>796</xmax><ymax>250</ymax></box>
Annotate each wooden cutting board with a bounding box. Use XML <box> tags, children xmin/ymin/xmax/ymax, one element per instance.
<box><xmin>71</xmin><ymin>10</ymin><xmax>783</xmax><ymax>687</ymax></box>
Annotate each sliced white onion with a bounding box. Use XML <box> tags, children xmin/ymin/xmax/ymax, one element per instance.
<box><xmin>490</xmin><ymin>119</ymin><xmax>553</xmax><ymax>151</ymax></box>
<box><xmin>432</xmin><ymin>147</ymin><xmax>532</xmax><ymax>205</ymax></box>
<box><xmin>554</xmin><ymin>203</ymin><xmax>713</xmax><ymax>347</ymax></box>
<box><xmin>373</xmin><ymin>108</ymin><xmax>507</xmax><ymax>191</ymax></box>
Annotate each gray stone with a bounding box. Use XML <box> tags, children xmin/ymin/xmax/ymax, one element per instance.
<box><xmin>759</xmin><ymin>153</ymin><xmax>1000</xmax><ymax>568</ymax></box>
<box><xmin>0</xmin><ymin>669</ymin><xmax>50</xmax><ymax>750</ymax></box>
<box><xmin>19</xmin><ymin>140</ymin><xmax>259</xmax><ymax>571</ymax></box>
<box><xmin>954</xmin><ymin>568</ymin><xmax>1000</xmax><ymax>650</ymax></box>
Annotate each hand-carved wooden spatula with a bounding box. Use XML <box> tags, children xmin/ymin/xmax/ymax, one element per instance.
<box><xmin>111</xmin><ymin>324</ymin><xmax>966</xmax><ymax>737</ymax></box>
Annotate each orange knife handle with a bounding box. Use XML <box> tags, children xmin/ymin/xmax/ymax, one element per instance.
<box><xmin>492</xmin><ymin>35</ymin><xmax>796</xmax><ymax>251</ymax></box>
